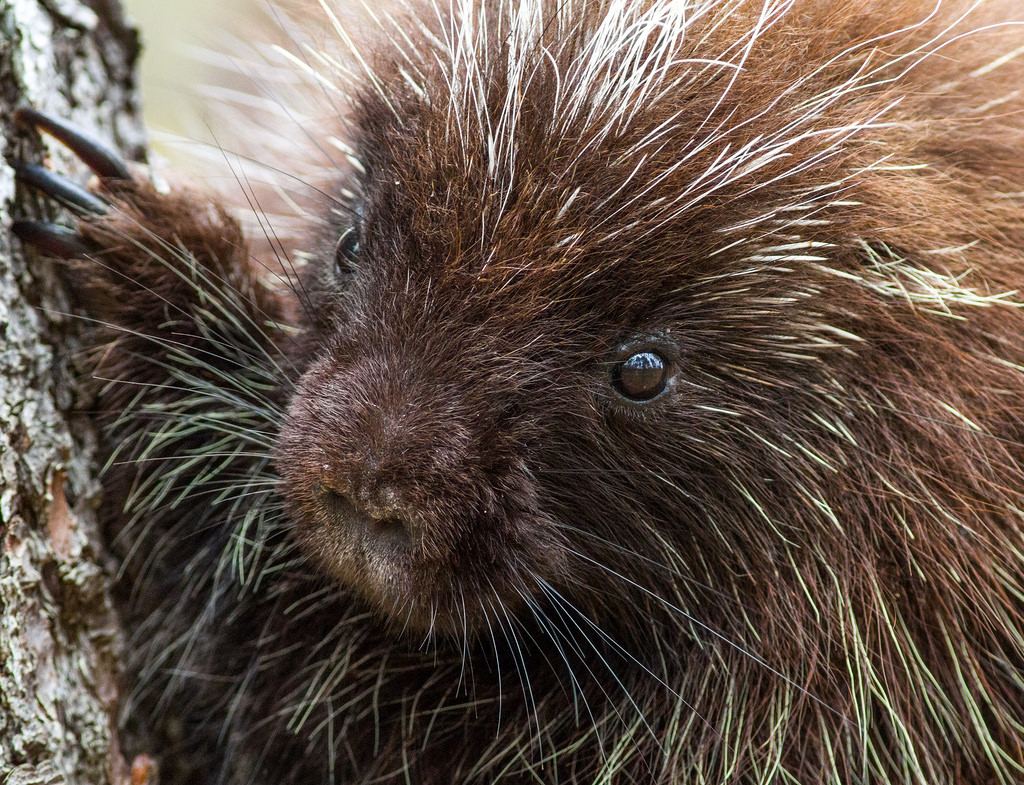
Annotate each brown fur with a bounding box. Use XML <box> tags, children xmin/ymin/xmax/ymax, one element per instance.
<box><xmin>41</xmin><ymin>0</ymin><xmax>1024</xmax><ymax>782</ymax></box>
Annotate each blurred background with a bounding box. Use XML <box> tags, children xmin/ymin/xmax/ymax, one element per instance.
<box><xmin>122</xmin><ymin>0</ymin><xmax>256</xmax><ymax>158</ymax></box>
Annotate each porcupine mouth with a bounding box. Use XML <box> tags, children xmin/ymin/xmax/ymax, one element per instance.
<box><xmin>310</xmin><ymin>489</ymin><xmax>532</xmax><ymax>638</ymax></box>
<box><xmin>334</xmin><ymin>495</ymin><xmax>419</xmax><ymax>587</ymax></box>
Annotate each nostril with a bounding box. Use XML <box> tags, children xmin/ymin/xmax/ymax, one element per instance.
<box><xmin>320</xmin><ymin>484</ymin><xmax>348</xmax><ymax>509</ymax></box>
<box><xmin>319</xmin><ymin>486</ymin><xmax>413</xmax><ymax>548</ymax></box>
<box><xmin>371</xmin><ymin>515</ymin><xmax>411</xmax><ymax>546</ymax></box>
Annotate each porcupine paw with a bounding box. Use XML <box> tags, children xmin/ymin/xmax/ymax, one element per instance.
<box><xmin>11</xmin><ymin>107</ymin><xmax>247</xmax><ymax>322</ymax></box>
<box><xmin>11</xmin><ymin>107</ymin><xmax>130</xmax><ymax>259</ymax></box>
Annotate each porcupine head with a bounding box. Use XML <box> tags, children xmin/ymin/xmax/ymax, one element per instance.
<box><xmin>278</xmin><ymin>0</ymin><xmax>1024</xmax><ymax>671</ymax></box>
<box><xmin>268</xmin><ymin>0</ymin><xmax>1024</xmax><ymax>775</ymax></box>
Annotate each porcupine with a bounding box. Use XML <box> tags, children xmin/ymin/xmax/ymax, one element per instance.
<box><xmin>10</xmin><ymin>0</ymin><xmax>1024</xmax><ymax>782</ymax></box>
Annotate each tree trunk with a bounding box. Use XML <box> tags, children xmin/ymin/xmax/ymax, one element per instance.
<box><xmin>0</xmin><ymin>0</ymin><xmax>144</xmax><ymax>783</ymax></box>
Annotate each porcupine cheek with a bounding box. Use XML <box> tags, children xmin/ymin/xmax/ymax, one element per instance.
<box><xmin>275</xmin><ymin>355</ymin><xmax>564</xmax><ymax>634</ymax></box>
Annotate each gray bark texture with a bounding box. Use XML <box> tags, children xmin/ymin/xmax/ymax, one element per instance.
<box><xmin>0</xmin><ymin>0</ymin><xmax>145</xmax><ymax>783</ymax></box>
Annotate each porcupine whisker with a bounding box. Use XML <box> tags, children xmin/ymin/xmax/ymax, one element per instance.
<box><xmin>172</xmin><ymin>129</ymin><xmax>358</xmax><ymax>215</ymax></box>
<box><xmin>561</xmin><ymin>524</ymin><xmax>759</xmax><ymax>608</ymax></box>
<box><xmin>513</xmin><ymin>591</ymin><xmax>624</xmax><ymax>763</ymax></box>
<box><xmin>487</xmin><ymin>587</ymin><xmax>545</xmax><ymax>758</ymax></box>
<box><xmin>108</xmin><ymin>478</ymin><xmax>283</xmax><ymax>502</ymax></box>
<box><xmin>480</xmin><ymin>595</ymin><xmax>506</xmax><ymax>732</ymax></box>
<box><xmin>422</xmin><ymin>601</ymin><xmax>438</xmax><ymax>652</ymax></box>
<box><xmin>512</xmin><ymin>584</ymin><xmax>595</xmax><ymax>737</ymax></box>
<box><xmin>47</xmin><ymin>309</ymin><xmax>292</xmax><ymax>487</ymax></box>
<box><xmin>103</xmin><ymin>424</ymin><xmax>276</xmax><ymax>495</ymax></box>
<box><xmin>534</xmin><ymin>575</ymin><xmax>723</xmax><ymax>739</ymax></box>
<box><xmin>209</xmin><ymin>118</ymin><xmax>356</xmax><ymax>308</ymax></box>
<box><xmin>455</xmin><ymin>582</ymin><xmax>473</xmax><ymax>692</ymax></box>
<box><xmin>218</xmin><ymin>148</ymin><xmax>319</xmax><ymax>321</ymax></box>
<box><xmin>561</xmin><ymin>546</ymin><xmax>853</xmax><ymax>724</ymax></box>
<box><xmin>532</xmin><ymin>578</ymin><xmax>668</xmax><ymax>754</ymax></box>
<box><xmin>501</xmin><ymin>581</ymin><xmax>564</xmax><ymax>733</ymax></box>
<box><xmin>117</xmin><ymin>495</ymin><xmax>288</xmax><ymax>540</ymax></box>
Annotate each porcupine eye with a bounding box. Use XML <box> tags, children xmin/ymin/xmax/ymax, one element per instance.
<box><xmin>334</xmin><ymin>226</ymin><xmax>360</xmax><ymax>279</ymax></box>
<box><xmin>611</xmin><ymin>351</ymin><xmax>670</xmax><ymax>401</ymax></box>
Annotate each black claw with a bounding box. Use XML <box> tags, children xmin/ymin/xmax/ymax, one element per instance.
<box><xmin>14</xmin><ymin>161</ymin><xmax>110</xmax><ymax>215</ymax></box>
<box><xmin>12</xmin><ymin>221</ymin><xmax>94</xmax><ymax>259</ymax></box>
<box><xmin>14</xmin><ymin>106</ymin><xmax>130</xmax><ymax>180</ymax></box>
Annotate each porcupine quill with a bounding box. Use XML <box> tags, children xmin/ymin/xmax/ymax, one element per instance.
<box><xmin>10</xmin><ymin>1</ymin><xmax>1024</xmax><ymax>783</ymax></box>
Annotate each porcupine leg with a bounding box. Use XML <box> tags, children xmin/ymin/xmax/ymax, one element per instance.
<box><xmin>10</xmin><ymin>106</ymin><xmax>285</xmax><ymax>446</ymax></box>
<box><xmin>11</xmin><ymin>107</ymin><xmax>277</xmax><ymax>341</ymax></box>
<box><xmin>10</xmin><ymin>103</ymin><xmax>287</xmax><ymax>559</ymax></box>
<box><xmin>11</xmin><ymin>108</ymin><xmax>288</xmax><ymax>783</ymax></box>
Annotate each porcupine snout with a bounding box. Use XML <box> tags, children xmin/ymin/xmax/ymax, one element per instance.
<box><xmin>276</xmin><ymin>327</ymin><xmax>566</xmax><ymax>636</ymax></box>
<box><xmin>322</xmin><ymin>363</ymin><xmax>475</xmax><ymax>553</ymax></box>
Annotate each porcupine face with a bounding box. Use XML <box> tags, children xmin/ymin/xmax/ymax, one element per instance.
<box><xmin>273</xmin><ymin>0</ymin><xmax>858</xmax><ymax>639</ymax></box>
<box><xmin>275</xmin><ymin>176</ymin><xmax>697</xmax><ymax>638</ymax></box>
<box><xmin>274</xmin><ymin>0</ymin><xmax>1019</xmax><ymax>641</ymax></box>
<box><xmin>277</xmin><ymin>48</ymin><xmax>827</xmax><ymax>640</ymax></box>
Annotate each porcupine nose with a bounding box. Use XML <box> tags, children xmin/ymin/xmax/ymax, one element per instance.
<box><xmin>334</xmin><ymin>394</ymin><xmax>445</xmax><ymax>550</ymax></box>
<box><xmin>310</xmin><ymin>362</ymin><xmax>475</xmax><ymax>557</ymax></box>
<box><xmin>347</xmin><ymin>460</ymin><xmax>414</xmax><ymax>548</ymax></box>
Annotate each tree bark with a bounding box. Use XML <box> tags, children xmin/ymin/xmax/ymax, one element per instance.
<box><xmin>0</xmin><ymin>0</ymin><xmax>144</xmax><ymax>783</ymax></box>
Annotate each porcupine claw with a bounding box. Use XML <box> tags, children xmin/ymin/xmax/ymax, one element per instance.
<box><xmin>11</xmin><ymin>106</ymin><xmax>129</xmax><ymax>258</ymax></box>
<box><xmin>11</xmin><ymin>221</ymin><xmax>94</xmax><ymax>258</ymax></box>
<box><xmin>14</xmin><ymin>106</ymin><xmax>129</xmax><ymax>180</ymax></box>
<box><xmin>14</xmin><ymin>161</ymin><xmax>110</xmax><ymax>215</ymax></box>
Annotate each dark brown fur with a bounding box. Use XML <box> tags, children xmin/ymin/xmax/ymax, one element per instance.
<box><xmin>28</xmin><ymin>0</ymin><xmax>1024</xmax><ymax>782</ymax></box>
